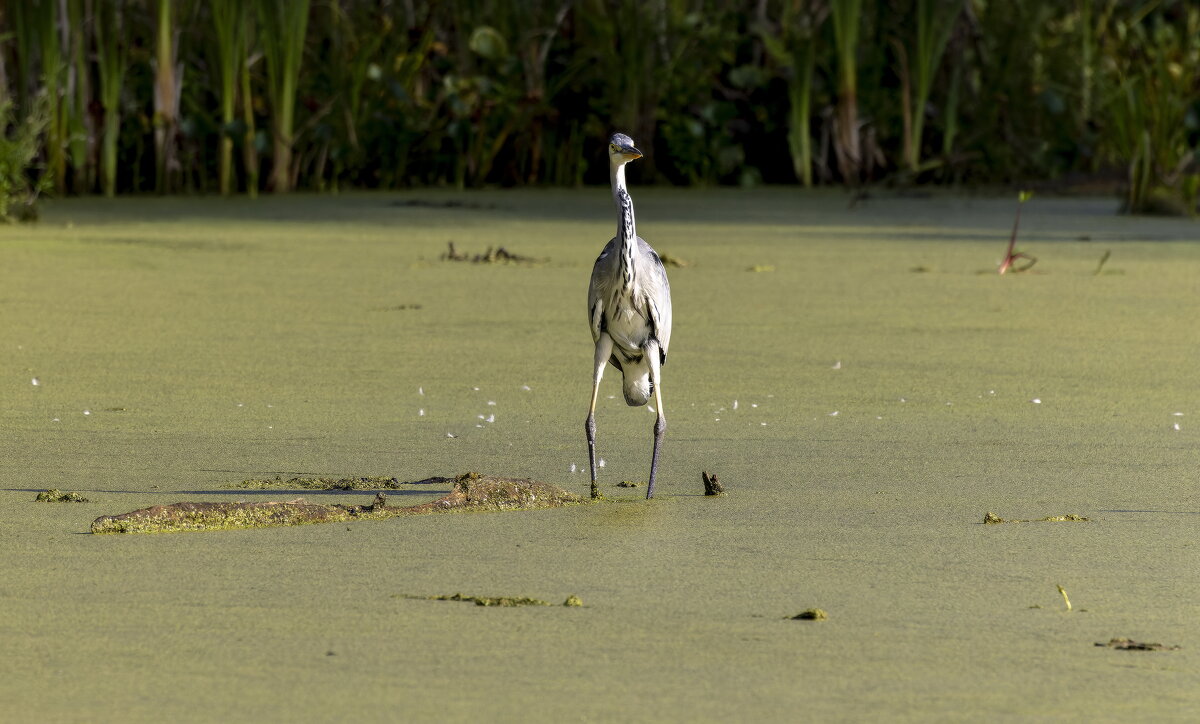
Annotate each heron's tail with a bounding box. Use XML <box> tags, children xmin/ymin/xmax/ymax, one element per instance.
<box><xmin>621</xmin><ymin>364</ymin><xmax>651</xmax><ymax>407</ymax></box>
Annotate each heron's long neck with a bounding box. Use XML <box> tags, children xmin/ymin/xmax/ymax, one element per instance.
<box><xmin>611</xmin><ymin>164</ymin><xmax>637</xmax><ymax>288</ymax></box>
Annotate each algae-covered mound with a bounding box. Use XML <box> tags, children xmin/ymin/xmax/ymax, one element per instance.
<box><xmin>92</xmin><ymin>496</ymin><xmax>382</xmax><ymax>534</ymax></box>
<box><xmin>415</xmin><ymin>472</ymin><xmax>582</xmax><ymax>513</ymax></box>
<box><xmin>36</xmin><ymin>489</ymin><xmax>90</xmax><ymax>503</ymax></box>
<box><xmin>91</xmin><ymin>473</ymin><xmax>583</xmax><ymax>534</ymax></box>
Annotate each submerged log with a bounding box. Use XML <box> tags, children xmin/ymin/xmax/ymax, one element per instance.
<box><xmin>91</xmin><ymin>473</ymin><xmax>582</xmax><ymax>534</ymax></box>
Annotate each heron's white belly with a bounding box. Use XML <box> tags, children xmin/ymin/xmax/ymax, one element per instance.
<box><xmin>607</xmin><ymin>306</ymin><xmax>649</xmax><ymax>353</ymax></box>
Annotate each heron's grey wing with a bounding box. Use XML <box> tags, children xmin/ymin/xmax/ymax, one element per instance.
<box><xmin>640</xmin><ymin>237</ymin><xmax>673</xmax><ymax>363</ymax></box>
<box><xmin>587</xmin><ymin>238</ymin><xmax>618</xmax><ymax>344</ymax></box>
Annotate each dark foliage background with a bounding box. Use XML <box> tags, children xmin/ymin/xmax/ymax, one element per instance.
<box><xmin>0</xmin><ymin>0</ymin><xmax>1197</xmax><ymax>212</ymax></box>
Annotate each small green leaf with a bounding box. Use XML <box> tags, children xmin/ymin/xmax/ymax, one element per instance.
<box><xmin>469</xmin><ymin>26</ymin><xmax>508</xmax><ymax>60</ymax></box>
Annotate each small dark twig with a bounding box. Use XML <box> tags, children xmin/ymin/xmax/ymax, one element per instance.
<box><xmin>999</xmin><ymin>191</ymin><xmax>1037</xmax><ymax>274</ymax></box>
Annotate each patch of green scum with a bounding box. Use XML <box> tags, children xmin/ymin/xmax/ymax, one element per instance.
<box><xmin>616</xmin><ymin>481</ymin><xmax>642</xmax><ymax>488</ymax></box>
<box><xmin>396</xmin><ymin>593</ymin><xmax>552</xmax><ymax>607</ymax></box>
<box><xmin>983</xmin><ymin>512</ymin><xmax>1090</xmax><ymax>524</ymax></box>
<box><xmin>563</xmin><ymin>595</ymin><xmax>583</xmax><ymax>607</ymax></box>
<box><xmin>227</xmin><ymin>475</ymin><xmax>430</xmax><ymax>490</ymax></box>
<box><xmin>35</xmin><ymin>489</ymin><xmax>90</xmax><ymax>503</ymax></box>
<box><xmin>790</xmin><ymin>608</ymin><xmax>828</xmax><ymax>621</ymax></box>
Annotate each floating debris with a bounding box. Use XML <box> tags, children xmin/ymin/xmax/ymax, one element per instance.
<box><xmin>1095</xmin><ymin>638</ymin><xmax>1180</xmax><ymax>652</ymax></box>
<box><xmin>398</xmin><ymin>592</ymin><xmax>552</xmax><ymax>607</ymax></box>
<box><xmin>35</xmin><ymin>489</ymin><xmax>90</xmax><ymax>503</ymax></box>
<box><xmin>789</xmin><ymin>608</ymin><xmax>828</xmax><ymax>621</ymax></box>
<box><xmin>92</xmin><ymin>473</ymin><xmax>583</xmax><ymax>534</ymax></box>
<box><xmin>747</xmin><ymin>264</ymin><xmax>775</xmax><ymax>273</ymax></box>
<box><xmin>702</xmin><ymin>470</ymin><xmax>724</xmax><ymax>496</ymax></box>
<box><xmin>983</xmin><ymin>512</ymin><xmax>1090</xmax><ymax>524</ymax></box>
<box><xmin>31</xmin><ymin>377</ymin><xmax>39</xmax><ymax>386</ymax></box>
<box><xmin>441</xmin><ymin>241</ymin><xmax>542</xmax><ymax>264</ymax></box>
<box><xmin>616</xmin><ymin>481</ymin><xmax>641</xmax><ymax>488</ymax></box>
<box><xmin>658</xmin><ymin>253</ymin><xmax>690</xmax><ymax>268</ymax></box>
<box><xmin>1057</xmin><ymin>584</ymin><xmax>1073</xmax><ymax>612</ymax></box>
<box><xmin>371</xmin><ymin>303</ymin><xmax>423</xmax><ymax>312</ymax></box>
<box><xmin>397</xmin><ymin>592</ymin><xmax>584</xmax><ymax>608</ymax></box>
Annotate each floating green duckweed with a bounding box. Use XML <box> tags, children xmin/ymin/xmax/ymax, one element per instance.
<box><xmin>563</xmin><ymin>595</ymin><xmax>584</xmax><ymax>607</ymax></box>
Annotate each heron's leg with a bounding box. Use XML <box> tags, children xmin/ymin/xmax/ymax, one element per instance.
<box><xmin>645</xmin><ymin>340</ymin><xmax>666</xmax><ymax>499</ymax></box>
<box><xmin>586</xmin><ymin>334</ymin><xmax>614</xmax><ymax>500</ymax></box>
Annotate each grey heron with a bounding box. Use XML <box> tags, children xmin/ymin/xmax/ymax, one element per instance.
<box><xmin>585</xmin><ymin>133</ymin><xmax>673</xmax><ymax>500</ymax></box>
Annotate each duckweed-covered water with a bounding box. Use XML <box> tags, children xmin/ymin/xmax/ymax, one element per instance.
<box><xmin>2</xmin><ymin>190</ymin><xmax>1197</xmax><ymax>721</ymax></box>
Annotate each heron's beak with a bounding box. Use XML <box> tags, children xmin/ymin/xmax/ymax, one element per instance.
<box><xmin>621</xmin><ymin>145</ymin><xmax>642</xmax><ymax>160</ymax></box>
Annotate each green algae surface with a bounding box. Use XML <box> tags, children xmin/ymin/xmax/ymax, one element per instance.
<box><xmin>2</xmin><ymin>191</ymin><xmax>1198</xmax><ymax>720</ymax></box>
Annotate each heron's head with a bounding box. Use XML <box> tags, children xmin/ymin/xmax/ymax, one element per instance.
<box><xmin>608</xmin><ymin>133</ymin><xmax>642</xmax><ymax>166</ymax></box>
